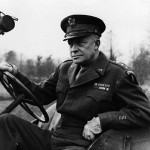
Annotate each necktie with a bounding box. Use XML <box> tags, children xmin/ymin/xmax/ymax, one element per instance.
<box><xmin>75</xmin><ymin>67</ymin><xmax>86</xmax><ymax>80</ymax></box>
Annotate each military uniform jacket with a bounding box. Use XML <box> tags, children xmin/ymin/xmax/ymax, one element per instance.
<box><xmin>15</xmin><ymin>52</ymin><xmax>150</xmax><ymax>130</ymax></box>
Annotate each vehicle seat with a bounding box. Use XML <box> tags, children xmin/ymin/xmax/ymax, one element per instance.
<box><xmin>38</xmin><ymin>102</ymin><xmax>61</xmax><ymax>130</ymax></box>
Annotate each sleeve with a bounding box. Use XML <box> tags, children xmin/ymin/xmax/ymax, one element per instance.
<box><xmin>99</xmin><ymin>70</ymin><xmax>150</xmax><ymax>130</ymax></box>
<box><xmin>8</xmin><ymin>65</ymin><xmax>60</xmax><ymax>105</ymax></box>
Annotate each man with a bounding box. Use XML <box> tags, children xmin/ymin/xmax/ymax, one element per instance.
<box><xmin>0</xmin><ymin>14</ymin><xmax>150</xmax><ymax>150</ymax></box>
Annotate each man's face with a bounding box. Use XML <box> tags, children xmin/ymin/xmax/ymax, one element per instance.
<box><xmin>68</xmin><ymin>35</ymin><xmax>99</xmax><ymax>66</ymax></box>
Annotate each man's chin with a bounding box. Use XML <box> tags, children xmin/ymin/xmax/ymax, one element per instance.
<box><xmin>73</xmin><ymin>59</ymin><xmax>83</xmax><ymax>64</ymax></box>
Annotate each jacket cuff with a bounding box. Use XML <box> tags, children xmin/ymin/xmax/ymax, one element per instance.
<box><xmin>99</xmin><ymin>112</ymin><xmax>119</xmax><ymax>130</ymax></box>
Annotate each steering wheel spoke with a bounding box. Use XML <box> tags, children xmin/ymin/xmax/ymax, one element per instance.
<box><xmin>0</xmin><ymin>71</ymin><xmax>49</xmax><ymax>123</ymax></box>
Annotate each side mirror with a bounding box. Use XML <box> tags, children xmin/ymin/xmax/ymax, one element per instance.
<box><xmin>0</xmin><ymin>11</ymin><xmax>18</xmax><ymax>35</ymax></box>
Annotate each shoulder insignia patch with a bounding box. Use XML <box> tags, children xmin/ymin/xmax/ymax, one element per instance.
<box><xmin>117</xmin><ymin>62</ymin><xmax>138</xmax><ymax>85</ymax></box>
<box><xmin>127</xmin><ymin>70</ymin><xmax>135</xmax><ymax>75</ymax></box>
<box><xmin>127</xmin><ymin>70</ymin><xmax>138</xmax><ymax>85</ymax></box>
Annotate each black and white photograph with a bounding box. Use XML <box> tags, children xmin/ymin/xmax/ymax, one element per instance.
<box><xmin>0</xmin><ymin>0</ymin><xmax>150</xmax><ymax>149</ymax></box>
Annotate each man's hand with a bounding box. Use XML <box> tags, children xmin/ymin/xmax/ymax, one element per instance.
<box><xmin>82</xmin><ymin>124</ymin><xmax>95</xmax><ymax>141</ymax></box>
<box><xmin>82</xmin><ymin>117</ymin><xmax>102</xmax><ymax>141</ymax></box>
<box><xmin>0</xmin><ymin>62</ymin><xmax>18</xmax><ymax>75</ymax></box>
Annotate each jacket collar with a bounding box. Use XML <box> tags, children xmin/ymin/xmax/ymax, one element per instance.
<box><xmin>68</xmin><ymin>52</ymin><xmax>109</xmax><ymax>87</ymax></box>
<box><xmin>92</xmin><ymin>51</ymin><xmax>109</xmax><ymax>76</ymax></box>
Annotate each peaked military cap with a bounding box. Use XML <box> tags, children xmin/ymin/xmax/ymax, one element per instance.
<box><xmin>61</xmin><ymin>14</ymin><xmax>106</xmax><ymax>41</ymax></box>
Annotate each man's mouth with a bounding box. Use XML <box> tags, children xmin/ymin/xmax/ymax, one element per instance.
<box><xmin>72</xmin><ymin>55</ymin><xmax>82</xmax><ymax>59</ymax></box>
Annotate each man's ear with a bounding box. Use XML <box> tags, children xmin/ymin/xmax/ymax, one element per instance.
<box><xmin>94</xmin><ymin>40</ymin><xmax>100</xmax><ymax>49</ymax></box>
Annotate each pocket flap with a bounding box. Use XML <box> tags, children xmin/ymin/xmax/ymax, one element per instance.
<box><xmin>87</xmin><ymin>89</ymin><xmax>111</xmax><ymax>102</ymax></box>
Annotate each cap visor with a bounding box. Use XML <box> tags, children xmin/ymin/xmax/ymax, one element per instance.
<box><xmin>63</xmin><ymin>32</ymin><xmax>92</xmax><ymax>41</ymax></box>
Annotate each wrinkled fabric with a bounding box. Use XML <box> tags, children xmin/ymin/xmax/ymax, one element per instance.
<box><xmin>0</xmin><ymin>114</ymin><xmax>51</xmax><ymax>150</ymax></box>
<box><xmin>14</xmin><ymin>52</ymin><xmax>150</xmax><ymax>130</ymax></box>
<box><xmin>0</xmin><ymin>113</ymin><xmax>90</xmax><ymax>150</ymax></box>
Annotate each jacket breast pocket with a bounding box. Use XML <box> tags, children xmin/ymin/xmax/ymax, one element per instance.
<box><xmin>87</xmin><ymin>89</ymin><xmax>112</xmax><ymax>102</ymax></box>
<box><xmin>86</xmin><ymin>89</ymin><xmax>113</xmax><ymax>113</ymax></box>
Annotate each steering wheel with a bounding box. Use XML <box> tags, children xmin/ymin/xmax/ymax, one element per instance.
<box><xmin>0</xmin><ymin>71</ymin><xmax>49</xmax><ymax>123</ymax></box>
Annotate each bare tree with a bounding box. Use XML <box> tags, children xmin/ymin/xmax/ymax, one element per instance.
<box><xmin>109</xmin><ymin>30</ymin><xmax>116</xmax><ymax>61</ymax></box>
<box><xmin>4</xmin><ymin>50</ymin><xmax>18</xmax><ymax>65</ymax></box>
<box><xmin>131</xmin><ymin>45</ymin><xmax>150</xmax><ymax>84</ymax></box>
<box><xmin>25</xmin><ymin>59</ymin><xmax>35</xmax><ymax>80</ymax></box>
<box><xmin>100</xmin><ymin>30</ymin><xmax>117</xmax><ymax>61</ymax></box>
<box><xmin>36</xmin><ymin>56</ymin><xmax>42</xmax><ymax>81</ymax></box>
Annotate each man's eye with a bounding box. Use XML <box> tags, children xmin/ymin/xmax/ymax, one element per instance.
<box><xmin>68</xmin><ymin>41</ymin><xmax>73</xmax><ymax>47</ymax></box>
<box><xmin>68</xmin><ymin>40</ymin><xmax>86</xmax><ymax>47</ymax></box>
<box><xmin>78</xmin><ymin>41</ymin><xmax>86</xmax><ymax>46</ymax></box>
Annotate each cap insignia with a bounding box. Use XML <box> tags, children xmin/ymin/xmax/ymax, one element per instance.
<box><xmin>68</xmin><ymin>18</ymin><xmax>76</xmax><ymax>28</ymax></box>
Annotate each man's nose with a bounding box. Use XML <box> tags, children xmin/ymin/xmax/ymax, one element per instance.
<box><xmin>71</xmin><ymin>43</ymin><xmax>79</xmax><ymax>52</ymax></box>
